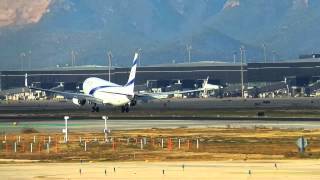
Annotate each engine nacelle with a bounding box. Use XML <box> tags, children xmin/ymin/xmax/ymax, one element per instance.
<box><xmin>72</xmin><ymin>98</ymin><xmax>86</xmax><ymax>106</ymax></box>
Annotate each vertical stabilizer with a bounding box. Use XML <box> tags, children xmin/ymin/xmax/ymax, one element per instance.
<box><xmin>124</xmin><ymin>52</ymin><xmax>138</xmax><ymax>95</ymax></box>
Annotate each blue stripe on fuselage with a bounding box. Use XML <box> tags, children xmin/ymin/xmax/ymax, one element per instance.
<box><xmin>89</xmin><ymin>85</ymin><xmax>119</xmax><ymax>95</ymax></box>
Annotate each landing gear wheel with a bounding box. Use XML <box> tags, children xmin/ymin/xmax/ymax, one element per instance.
<box><xmin>121</xmin><ymin>104</ymin><xmax>130</xmax><ymax>113</ymax></box>
<box><xmin>130</xmin><ymin>100</ymin><xmax>137</xmax><ymax>106</ymax></box>
<box><xmin>92</xmin><ymin>104</ymin><xmax>99</xmax><ymax>112</ymax></box>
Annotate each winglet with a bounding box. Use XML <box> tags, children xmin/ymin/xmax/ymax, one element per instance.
<box><xmin>25</xmin><ymin>73</ymin><xmax>28</xmax><ymax>87</ymax></box>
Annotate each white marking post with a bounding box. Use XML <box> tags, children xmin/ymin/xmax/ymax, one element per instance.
<box><xmin>46</xmin><ymin>143</ymin><xmax>50</xmax><ymax>153</ymax></box>
<box><xmin>196</xmin><ymin>139</ymin><xmax>199</xmax><ymax>149</ymax></box>
<box><xmin>102</xmin><ymin>116</ymin><xmax>109</xmax><ymax>141</ymax></box>
<box><xmin>63</xmin><ymin>116</ymin><xmax>69</xmax><ymax>143</ymax></box>
<box><xmin>140</xmin><ymin>139</ymin><xmax>143</xmax><ymax>150</ymax></box>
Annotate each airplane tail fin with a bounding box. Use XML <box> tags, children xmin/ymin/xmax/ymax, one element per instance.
<box><xmin>124</xmin><ymin>52</ymin><xmax>138</xmax><ymax>95</ymax></box>
<box><xmin>203</xmin><ymin>76</ymin><xmax>209</xmax><ymax>95</ymax></box>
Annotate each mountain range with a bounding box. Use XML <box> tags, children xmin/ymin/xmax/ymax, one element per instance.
<box><xmin>0</xmin><ymin>0</ymin><xmax>320</xmax><ymax>70</ymax></box>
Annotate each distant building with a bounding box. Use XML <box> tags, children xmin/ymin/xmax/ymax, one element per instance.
<box><xmin>299</xmin><ymin>54</ymin><xmax>320</xmax><ymax>59</ymax></box>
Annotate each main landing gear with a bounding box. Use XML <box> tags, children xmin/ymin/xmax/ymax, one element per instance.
<box><xmin>121</xmin><ymin>104</ymin><xmax>130</xmax><ymax>113</ymax></box>
<box><xmin>92</xmin><ymin>103</ymin><xmax>100</xmax><ymax>112</ymax></box>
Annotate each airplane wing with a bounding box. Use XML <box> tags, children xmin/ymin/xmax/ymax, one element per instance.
<box><xmin>25</xmin><ymin>74</ymin><xmax>103</xmax><ymax>104</ymax></box>
<box><xmin>29</xmin><ymin>86</ymin><xmax>103</xmax><ymax>103</ymax></box>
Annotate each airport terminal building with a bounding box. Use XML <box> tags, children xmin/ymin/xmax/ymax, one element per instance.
<box><xmin>0</xmin><ymin>62</ymin><xmax>246</xmax><ymax>91</ymax></box>
<box><xmin>1</xmin><ymin>58</ymin><xmax>320</xmax><ymax>97</ymax></box>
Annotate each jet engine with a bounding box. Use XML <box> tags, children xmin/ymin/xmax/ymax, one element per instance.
<box><xmin>72</xmin><ymin>98</ymin><xmax>86</xmax><ymax>106</ymax></box>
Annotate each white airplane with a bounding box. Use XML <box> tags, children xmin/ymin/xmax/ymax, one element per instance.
<box><xmin>25</xmin><ymin>52</ymin><xmax>223</xmax><ymax>112</ymax></box>
<box><xmin>26</xmin><ymin>53</ymin><xmax>139</xmax><ymax>112</ymax></box>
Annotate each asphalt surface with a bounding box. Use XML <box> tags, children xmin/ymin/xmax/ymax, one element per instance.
<box><xmin>1</xmin><ymin>97</ymin><xmax>320</xmax><ymax>111</ymax></box>
<box><xmin>1</xmin><ymin>97</ymin><xmax>320</xmax><ymax>133</ymax></box>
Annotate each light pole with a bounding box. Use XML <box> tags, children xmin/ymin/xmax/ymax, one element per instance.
<box><xmin>243</xmin><ymin>47</ymin><xmax>247</xmax><ymax>64</ymax></box>
<box><xmin>71</xmin><ymin>50</ymin><xmax>77</xmax><ymax>67</ymax></box>
<box><xmin>233</xmin><ymin>52</ymin><xmax>237</xmax><ymax>64</ymax></box>
<box><xmin>20</xmin><ymin>52</ymin><xmax>26</xmax><ymax>71</ymax></box>
<box><xmin>272</xmin><ymin>50</ymin><xmax>276</xmax><ymax>63</ymax></box>
<box><xmin>107</xmin><ymin>51</ymin><xmax>112</xmax><ymax>81</ymax></box>
<box><xmin>262</xmin><ymin>43</ymin><xmax>267</xmax><ymax>63</ymax></box>
<box><xmin>186</xmin><ymin>44</ymin><xmax>192</xmax><ymax>63</ymax></box>
<box><xmin>138</xmin><ymin>48</ymin><xmax>142</xmax><ymax>66</ymax></box>
<box><xmin>71</xmin><ymin>50</ymin><xmax>74</xmax><ymax>67</ymax></box>
<box><xmin>240</xmin><ymin>46</ymin><xmax>245</xmax><ymax>98</ymax></box>
<box><xmin>28</xmin><ymin>51</ymin><xmax>32</xmax><ymax>70</ymax></box>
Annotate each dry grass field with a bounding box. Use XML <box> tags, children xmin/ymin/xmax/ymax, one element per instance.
<box><xmin>1</xmin><ymin>127</ymin><xmax>320</xmax><ymax>161</ymax></box>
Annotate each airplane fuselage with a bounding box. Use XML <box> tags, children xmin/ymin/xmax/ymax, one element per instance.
<box><xmin>83</xmin><ymin>77</ymin><xmax>132</xmax><ymax>106</ymax></box>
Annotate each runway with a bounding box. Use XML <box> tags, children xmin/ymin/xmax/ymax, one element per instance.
<box><xmin>1</xmin><ymin>119</ymin><xmax>320</xmax><ymax>133</ymax></box>
<box><xmin>1</xmin><ymin>98</ymin><xmax>320</xmax><ymax>133</ymax></box>
<box><xmin>1</xmin><ymin>97</ymin><xmax>320</xmax><ymax>112</ymax></box>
